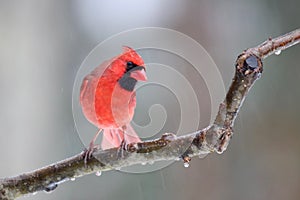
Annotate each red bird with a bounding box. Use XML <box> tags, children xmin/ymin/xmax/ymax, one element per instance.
<box><xmin>80</xmin><ymin>47</ymin><xmax>147</xmax><ymax>155</ymax></box>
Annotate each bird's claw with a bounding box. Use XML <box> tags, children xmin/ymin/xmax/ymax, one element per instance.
<box><xmin>117</xmin><ymin>140</ymin><xmax>129</xmax><ymax>159</ymax></box>
<box><xmin>83</xmin><ymin>144</ymin><xmax>99</xmax><ymax>165</ymax></box>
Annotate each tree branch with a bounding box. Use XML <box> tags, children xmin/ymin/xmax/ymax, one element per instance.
<box><xmin>0</xmin><ymin>28</ymin><xmax>299</xmax><ymax>200</ymax></box>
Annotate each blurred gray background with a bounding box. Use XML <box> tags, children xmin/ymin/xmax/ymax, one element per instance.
<box><xmin>0</xmin><ymin>0</ymin><xmax>300</xmax><ymax>200</ymax></box>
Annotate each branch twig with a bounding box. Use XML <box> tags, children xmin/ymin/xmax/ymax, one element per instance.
<box><xmin>0</xmin><ymin>28</ymin><xmax>299</xmax><ymax>200</ymax></box>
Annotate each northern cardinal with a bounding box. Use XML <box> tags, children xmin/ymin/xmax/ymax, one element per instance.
<box><xmin>80</xmin><ymin>47</ymin><xmax>147</xmax><ymax>157</ymax></box>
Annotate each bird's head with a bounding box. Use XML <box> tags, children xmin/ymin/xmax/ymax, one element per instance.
<box><xmin>111</xmin><ymin>46</ymin><xmax>147</xmax><ymax>91</ymax></box>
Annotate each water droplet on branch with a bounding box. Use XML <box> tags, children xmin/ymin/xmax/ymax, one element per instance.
<box><xmin>183</xmin><ymin>162</ymin><xmax>190</xmax><ymax>168</ymax></box>
<box><xmin>198</xmin><ymin>153</ymin><xmax>208</xmax><ymax>159</ymax></box>
<box><xmin>44</xmin><ymin>182</ymin><xmax>58</xmax><ymax>193</ymax></box>
<box><xmin>149</xmin><ymin>161</ymin><xmax>154</xmax><ymax>165</ymax></box>
<box><xmin>245</xmin><ymin>55</ymin><xmax>259</xmax><ymax>70</ymax></box>
<box><xmin>95</xmin><ymin>171</ymin><xmax>102</xmax><ymax>176</ymax></box>
<box><xmin>275</xmin><ymin>50</ymin><xmax>281</xmax><ymax>55</ymax></box>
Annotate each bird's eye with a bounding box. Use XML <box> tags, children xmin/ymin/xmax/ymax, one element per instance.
<box><xmin>127</xmin><ymin>61</ymin><xmax>133</xmax><ymax>66</ymax></box>
<box><xmin>126</xmin><ymin>61</ymin><xmax>136</xmax><ymax>71</ymax></box>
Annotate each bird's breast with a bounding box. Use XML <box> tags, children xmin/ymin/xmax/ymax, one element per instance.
<box><xmin>94</xmin><ymin>77</ymin><xmax>136</xmax><ymax>128</ymax></box>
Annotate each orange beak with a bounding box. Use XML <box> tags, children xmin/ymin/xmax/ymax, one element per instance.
<box><xmin>130</xmin><ymin>68</ymin><xmax>147</xmax><ymax>81</ymax></box>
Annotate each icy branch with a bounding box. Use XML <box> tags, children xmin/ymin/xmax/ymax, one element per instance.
<box><xmin>0</xmin><ymin>28</ymin><xmax>299</xmax><ymax>200</ymax></box>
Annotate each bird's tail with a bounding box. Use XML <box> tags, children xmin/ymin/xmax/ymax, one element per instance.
<box><xmin>101</xmin><ymin>124</ymin><xmax>141</xmax><ymax>150</ymax></box>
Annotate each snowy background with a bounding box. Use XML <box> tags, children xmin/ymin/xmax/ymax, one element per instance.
<box><xmin>0</xmin><ymin>1</ymin><xmax>299</xmax><ymax>200</ymax></box>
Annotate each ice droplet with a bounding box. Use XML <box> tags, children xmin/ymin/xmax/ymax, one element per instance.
<box><xmin>95</xmin><ymin>171</ymin><xmax>102</xmax><ymax>176</ymax></box>
<box><xmin>115</xmin><ymin>167</ymin><xmax>121</xmax><ymax>170</ymax></box>
<box><xmin>141</xmin><ymin>162</ymin><xmax>147</xmax><ymax>165</ymax></box>
<box><xmin>70</xmin><ymin>177</ymin><xmax>76</xmax><ymax>181</ymax></box>
<box><xmin>44</xmin><ymin>182</ymin><xmax>58</xmax><ymax>193</ymax></box>
<box><xmin>183</xmin><ymin>162</ymin><xmax>190</xmax><ymax>168</ymax></box>
<box><xmin>32</xmin><ymin>192</ymin><xmax>38</xmax><ymax>196</ymax></box>
<box><xmin>275</xmin><ymin>50</ymin><xmax>281</xmax><ymax>55</ymax></box>
<box><xmin>198</xmin><ymin>153</ymin><xmax>208</xmax><ymax>159</ymax></box>
<box><xmin>149</xmin><ymin>161</ymin><xmax>154</xmax><ymax>165</ymax></box>
<box><xmin>174</xmin><ymin>157</ymin><xmax>180</xmax><ymax>161</ymax></box>
<box><xmin>245</xmin><ymin>55</ymin><xmax>258</xmax><ymax>70</ymax></box>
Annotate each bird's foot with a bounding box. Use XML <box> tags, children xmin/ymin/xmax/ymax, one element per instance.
<box><xmin>83</xmin><ymin>129</ymin><xmax>102</xmax><ymax>165</ymax></box>
<box><xmin>117</xmin><ymin>140</ymin><xmax>129</xmax><ymax>159</ymax></box>
<box><xmin>83</xmin><ymin>143</ymin><xmax>100</xmax><ymax>165</ymax></box>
